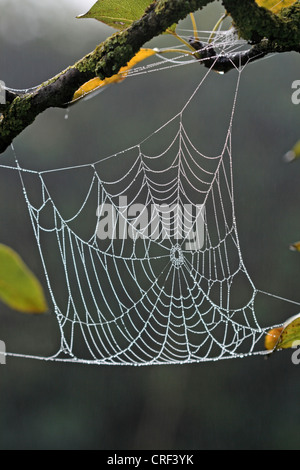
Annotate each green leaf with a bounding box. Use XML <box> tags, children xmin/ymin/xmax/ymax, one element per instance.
<box><xmin>77</xmin><ymin>0</ymin><xmax>152</xmax><ymax>30</ymax></box>
<box><xmin>77</xmin><ymin>0</ymin><xmax>176</xmax><ymax>32</ymax></box>
<box><xmin>0</xmin><ymin>244</ymin><xmax>48</xmax><ymax>314</ymax></box>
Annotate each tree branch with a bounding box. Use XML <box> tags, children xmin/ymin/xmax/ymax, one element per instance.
<box><xmin>189</xmin><ymin>0</ymin><xmax>300</xmax><ymax>73</ymax></box>
<box><xmin>223</xmin><ymin>0</ymin><xmax>300</xmax><ymax>45</ymax></box>
<box><xmin>0</xmin><ymin>0</ymin><xmax>299</xmax><ymax>154</ymax></box>
<box><xmin>0</xmin><ymin>0</ymin><xmax>215</xmax><ymax>154</ymax></box>
<box><xmin>190</xmin><ymin>36</ymin><xmax>300</xmax><ymax>74</ymax></box>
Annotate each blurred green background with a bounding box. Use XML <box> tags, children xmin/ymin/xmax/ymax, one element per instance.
<box><xmin>0</xmin><ymin>0</ymin><xmax>300</xmax><ymax>450</ymax></box>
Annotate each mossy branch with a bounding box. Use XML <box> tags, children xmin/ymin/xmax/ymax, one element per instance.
<box><xmin>0</xmin><ymin>0</ymin><xmax>299</xmax><ymax>154</ymax></box>
<box><xmin>223</xmin><ymin>0</ymin><xmax>300</xmax><ymax>45</ymax></box>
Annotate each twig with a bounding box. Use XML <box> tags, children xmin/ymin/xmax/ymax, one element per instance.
<box><xmin>189</xmin><ymin>37</ymin><xmax>298</xmax><ymax>73</ymax></box>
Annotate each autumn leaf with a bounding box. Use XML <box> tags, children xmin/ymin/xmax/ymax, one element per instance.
<box><xmin>284</xmin><ymin>140</ymin><xmax>300</xmax><ymax>163</ymax></box>
<box><xmin>72</xmin><ymin>48</ymin><xmax>156</xmax><ymax>102</ymax></box>
<box><xmin>265</xmin><ymin>313</ymin><xmax>300</xmax><ymax>351</ymax></box>
<box><xmin>255</xmin><ymin>0</ymin><xmax>298</xmax><ymax>14</ymax></box>
<box><xmin>290</xmin><ymin>241</ymin><xmax>300</xmax><ymax>252</ymax></box>
<box><xmin>265</xmin><ymin>327</ymin><xmax>284</xmax><ymax>350</ymax></box>
<box><xmin>0</xmin><ymin>244</ymin><xmax>48</xmax><ymax>314</ymax></box>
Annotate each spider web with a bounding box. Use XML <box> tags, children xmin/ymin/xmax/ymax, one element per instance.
<box><xmin>1</xmin><ymin>30</ymin><xmax>297</xmax><ymax>365</ymax></box>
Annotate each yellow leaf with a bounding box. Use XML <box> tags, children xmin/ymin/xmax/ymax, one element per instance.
<box><xmin>265</xmin><ymin>327</ymin><xmax>284</xmax><ymax>350</ymax></box>
<box><xmin>73</xmin><ymin>48</ymin><xmax>156</xmax><ymax>102</ymax></box>
<box><xmin>0</xmin><ymin>244</ymin><xmax>48</xmax><ymax>314</ymax></box>
<box><xmin>255</xmin><ymin>0</ymin><xmax>298</xmax><ymax>14</ymax></box>
<box><xmin>284</xmin><ymin>140</ymin><xmax>300</xmax><ymax>163</ymax></box>
<box><xmin>290</xmin><ymin>241</ymin><xmax>300</xmax><ymax>252</ymax></box>
<box><xmin>265</xmin><ymin>314</ymin><xmax>300</xmax><ymax>351</ymax></box>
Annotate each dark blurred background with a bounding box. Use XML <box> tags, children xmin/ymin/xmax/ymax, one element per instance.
<box><xmin>0</xmin><ymin>0</ymin><xmax>300</xmax><ymax>450</ymax></box>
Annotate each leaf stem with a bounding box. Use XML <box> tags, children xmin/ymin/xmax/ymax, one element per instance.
<box><xmin>154</xmin><ymin>47</ymin><xmax>195</xmax><ymax>57</ymax></box>
<box><xmin>170</xmin><ymin>31</ymin><xmax>196</xmax><ymax>52</ymax></box>
<box><xmin>208</xmin><ymin>13</ymin><xmax>228</xmax><ymax>44</ymax></box>
<box><xmin>190</xmin><ymin>13</ymin><xmax>199</xmax><ymax>41</ymax></box>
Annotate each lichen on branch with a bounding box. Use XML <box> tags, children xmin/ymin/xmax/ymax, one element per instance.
<box><xmin>223</xmin><ymin>0</ymin><xmax>300</xmax><ymax>45</ymax></box>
